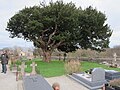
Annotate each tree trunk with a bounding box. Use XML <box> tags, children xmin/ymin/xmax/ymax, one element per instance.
<box><xmin>42</xmin><ymin>50</ymin><xmax>52</xmax><ymax>62</ymax></box>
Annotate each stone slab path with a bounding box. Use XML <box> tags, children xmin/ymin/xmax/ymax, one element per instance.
<box><xmin>45</xmin><ymin>75</ymin><xmax>89</xmax><ymax>90</ymax></box>
<box><xmin>0</xmin><ymin>65</ymin><xmax>17</xmax><ymax>90</ymax></box>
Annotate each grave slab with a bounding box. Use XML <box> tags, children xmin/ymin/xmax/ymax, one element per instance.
<box><xmin>23</xmin><ymin>75</ymin><xmax>53</xmax><ymax>90</ymax></box>
<box><xmin>105</xmin><ymin>70</ymin><xmax>120</xmax><ymax>81</ymax></box>
<box><xmin>69</xmin><ymin>68</ymin><xmax>107</xmax><ymax>90</ymax></box>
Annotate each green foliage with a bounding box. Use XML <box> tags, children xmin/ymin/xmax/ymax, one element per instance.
<box><xmin>24</xmin><ymin>60</ymin><xmax>32</xmax><ymax>73</ymax></box>
<box><xmin>15</xmin><ymin>60</ymin><xmax>22</xmax><ymax>65</ymax></box>
<box><xmin>77</xmin><ymin>6</ymin><xmax>112</xmax><ymax>51</ymax></box>
<box><xmin>6</xmin><ymin>1</ymin><xmax>112</xmax><ymax>61</ymax></box>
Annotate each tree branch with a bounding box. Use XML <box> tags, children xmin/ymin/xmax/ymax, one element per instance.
<box><xmin>47</xmin><ymin>25</ymin><xmax>57</xmax><ymax>45</ymax></box>
<box><xmin>52</xmin><ymin>40</ymin><xmax>64</xmax><ymax>49</ymax></box>
<box><xmin>38</xmin><ymin>36</ymin><xmax>46</xmax><ymax>47</ymax></box>
<box><xmin>41</xmin><ymin>28</ymin><xmax>49</xmax><ymax>38</ymax></box>
<box><xmin>50</xmin><ymin>40</ymin><xmax>56</xmax><ymax>47</ymax></box>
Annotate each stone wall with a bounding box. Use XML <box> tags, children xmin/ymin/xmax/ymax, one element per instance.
<box><xmin>51</xmin><ymin>56</ymin><xmax>120</xmax><ymax>64</ymax></box>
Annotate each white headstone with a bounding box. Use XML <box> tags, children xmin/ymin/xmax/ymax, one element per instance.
<box><xmin>30</xmin><ymin>62</ymin><xmax>37</xmax><ymax>75</ymax></box>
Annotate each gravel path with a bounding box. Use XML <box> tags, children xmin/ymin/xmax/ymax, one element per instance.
<box><xmin>45</xmin><ymin>75</ymin><xmax>89</xmax><ymax>90</ymax></box>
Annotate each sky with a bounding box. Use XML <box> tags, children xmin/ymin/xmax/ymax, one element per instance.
<box><xmin>0</xmin><ymin>0</ymin><xmax>120</xmax><ymax>49</ymax></box>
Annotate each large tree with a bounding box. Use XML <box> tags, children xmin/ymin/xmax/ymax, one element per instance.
<box><xmin>6</xmin><ymin>1</ymin><xmax>112</xmax><ymax>62</ymax></box>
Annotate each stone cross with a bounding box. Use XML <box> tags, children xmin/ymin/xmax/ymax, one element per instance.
<box><xmin>19</xmin><ymin>62</ymin><xmax>27</xmax><ymax>76</ymax></box>
<box><xmin>112</xmin><ymin>53</ymin><xmax>117</xmax><ymax>67</ymax></box>
<box><xmin>30</xmin><ymin>62</ymin><xmax>37</xmax><ymax>75</ymax></box>
<box><xmin>113</xmin><ymin>53</ymin><xmax>117</xmax><ymax>62</ymax></box>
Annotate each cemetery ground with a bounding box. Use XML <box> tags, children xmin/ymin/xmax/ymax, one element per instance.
<box><xmin>16</xmin><ymin>59</ymin><xmax>120</xmax><ymax>90</ymax></box>
<box><xmin>15</xmin><ymin>59</ymin><xmax>120</xmax><ymax>78</ymax></box>
<box><xmin>1</xmin><ymin>59</ymin><xmax>120</xmax><ymax>90</ymax></box>
<box><xmin>0</xmin><ymin>60</ymin><xmax>88</xmax><ymax>90</ymax></box>
<box><xmin>0</xmin><ymin>64</ymin><xmax>17</xmax><ymax>90</ymax></box>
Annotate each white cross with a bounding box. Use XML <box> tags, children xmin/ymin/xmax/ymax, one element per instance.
<box><xmin>30</xmin><ymin>62</ymin><xmax>37</xmax><ymax>75</ymax></box>
<box><xmin>113</xmin><ymin>53</ymin><xmax>117</xmax><ymax>61</ymax></box>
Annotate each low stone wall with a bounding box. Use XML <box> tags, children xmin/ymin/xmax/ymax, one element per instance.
<box><xmin>51</xmin><ymin>56</ymin><xmax>120</xmax><ymax>64</ymax></box>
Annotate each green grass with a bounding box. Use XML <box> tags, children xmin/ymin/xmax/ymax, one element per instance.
<box><xmin>14</xmin><ymin>59</ymin><xmax>120</xmax><ymax>78</ymax></box>
<box><xmin>35</xmin><ymin>61</ymin><xmax>65</xmax><ymax>77</ymax></box>
<box><xmin>25</xmin><ymin>61</ymin><xmax>32</xmax><ymax>72</ymax></box>
<box><xmin>23</xmin><ymin>60</ymin><xmax>65</xmax><ymax>77</ymax></box>
<box><xmin>81</xmin><ymin>61</ymin><xmax>120</xmax><ymax>72</ymax></box>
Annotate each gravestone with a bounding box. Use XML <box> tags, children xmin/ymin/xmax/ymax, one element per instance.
<box><xmin>23</xmin><ymin>75</ymin><xmax>53</xmax><ymax>90</ymax></box>
<box><xmin>92</xmin><ymin>68</ymin><xmax>105</xmax><ymax>82</ymax></box>
<box><xmin>70</xmin><ymin>68</ymin><xmax>107</xmax><ymax>90</ymax></box>
<box><xmin>113</xmin><ymin>53</ymin><xmax>117</xmax><ymax>62</ymax></box>
<box><xmin>113</xmin><ymin>53</ymin><xmax>117</xmax><ymax>67</ymax></box>
<box><xmin>105</xmin><ymin>70</ymin><xmax>120</xmax><ymax>81</ymax></box>
<box><xmin>30</xmin><ymin>62</ymin><xmax>37</xmax><ymax>75</ymax></box>
<box><xmin>19</xmin><ymin>62</ymin><xmax>27</xmax><ymax>76</ymax></box>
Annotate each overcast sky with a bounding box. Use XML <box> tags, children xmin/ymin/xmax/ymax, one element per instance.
<box><xmin>0</xmin><ymin>0</ymin><xmax>120</xmax><ymax>49</ymax></box>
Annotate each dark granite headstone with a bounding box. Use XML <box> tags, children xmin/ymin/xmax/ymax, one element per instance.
<box><xmin>23</xmin><ymin>75</ymin><xmax>53</xmax><ymax>90</ymax></box>
<box><xmin>105</xmin><ymin>70</ymin><xmax>120</xmax><ymax>81</ymax></box>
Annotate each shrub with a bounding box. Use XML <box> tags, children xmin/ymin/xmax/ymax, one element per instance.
<box><xmin>109</xmin><ymin>79</ymin><xmax>120</xmax><ymax>87</ymax></box>
<box><xmin>65</xmin><ymin>59</ymin><xmax>81</xmax><ymax>74</ymax></box>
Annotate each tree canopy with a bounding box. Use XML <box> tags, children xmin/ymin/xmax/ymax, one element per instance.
<box><xmin>6</xmin><ymin>1</ymin><xmax>112</xmax><ymax>62</ymax></box>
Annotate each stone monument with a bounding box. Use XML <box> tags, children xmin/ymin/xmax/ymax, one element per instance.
<box><xmin>23</xmin><ymin>75</ymin><xmax>53</xmax><ymax>90</ymax></box>
<box><xmin>71</xmin><ymin>68</ymin><xmax>107</xmax><ymax>90</ymax></box>
<box><xmin>19</xmin><ymin>62</ymin><xmax>27</xmax><ymax>77</ymax></box>
<box><xmin>113</xmin><ymin>53</ymin><xmax>117</xmax><ymax>67</ymax></box>
<box><xmin>30</xmin><ymin>62</ymin><xmax>37</xmax><ymax>75</ymax></box>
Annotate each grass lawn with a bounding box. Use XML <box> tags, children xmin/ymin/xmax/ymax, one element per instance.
<box><xmin>35</xmin><ymin>60</ymin><xmax>65</xmax><ymax>77</ymax></box>
<box><xmin>17</xmin><ymin>60</ymin><xmax>65</xmax><ymax>77</ymax></box>
<box><xmin>81</xmin><ymin>61</ymin><xmax>120</xmax><ymax>71</ymax></box>
<box><xmin>15</xmin><ymin>59</ymin><xmax>120</xmax><ymax>77</ymax></box>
